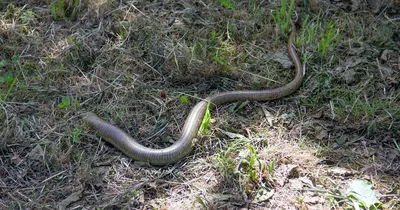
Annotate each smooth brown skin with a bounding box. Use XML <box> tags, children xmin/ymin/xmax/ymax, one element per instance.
<box><xmin>84</xmin><ymin>20</ymin><xmax>303</xmax><ymax>165</ymax></box>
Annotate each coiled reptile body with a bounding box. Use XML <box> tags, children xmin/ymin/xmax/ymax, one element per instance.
<box><xmin>84</xmin><ymin>20</ymin><xmax>303</xmax><ymax>165</ymax></box>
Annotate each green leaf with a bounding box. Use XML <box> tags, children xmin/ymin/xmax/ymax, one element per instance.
<box><xmin>67</xmin><ymin>36</ymin><xmax>74</xmax><ymax>42</ymax></box>
<box><xmin>69</xmin><ymin>128</ymin><xmax>82</xmax><ymax>143</ymax></box>
<box><xmin>213</xmin><ymin>55</ymin><xmax>224</xmax><ymax>65</ymax></box>
<box><xmin>211</xmin><ymin>30</ymin><xmax>216</xmax><ymax>40</ymax></box>
<box><xmin>4</xmin><ymin>71</ymin><xmax>13</xmax><ymax>83</ymax></box>
<box><xmin>0</xmin><ymin>77</ymin><xmax>4</xmax><ymax>83</ymax></box>
<box><xmin>73</xmin><ymin>136</ymin><xmax>80</xmax><ymax>143</ymax></box>
<box><xmin>199</xmin><ymin>102</ymin><xmax>211</xmax><ymax>134</ymax></box>
<box><xmin>57</xmin><ymin>103</ymin><xmax>67</xmax><ymax>109</ymax></box>
<box><xmin>0</xmin><ymin>60</ymin><xmax>8</xmax><ymax>67</ymax></box>
<box><xmin>195</xmin><ymin>196</ymin><xmax>207</xmax><ymax>209</ymax></box>
<box><xmin>62</xmin><ymin>96</ymin><xmax>70</xmax><ymax>104</ymax></box>
<box><xmin>179</xmin><ymin>95</ymin><xmax>190</xmax><ymax>105</ymax></box>
<box><xmin>130</xmin><ymin>190</ymin><xmax>138</xmax><ymax>197</ymax></box>
<box><xmin>58</xmin><ymin>96</ymin><xmax>71</xmax><ymax>109</ymax></box>
<box><xmin>248</xmin><ymin>145</ymin><xmax>256</xmax><ymax>155</ymax></box>
<box><xmin>73</xmin><ymin>99</ymin><xmax>80</xmax><ymax>108</ymax></box>
<box><xmin>11</xmin><ymin>56</ymin><xmax>20</xmax><ymax>63</ymax></box>
<box><xmin>346</xmin><ymin>180</ymin><xmax>382</xmax><ymax>210</ymax></box>
<box><xmin>57</xmin><ymin>103</ymin><xmax>66</xmax><ymax>109</ymax></box>
<box><xmin>220</xmin><ymin>0</ymin><xmax>235</xmax><ymax>9</ymax></box>
<box><xmin>17</xmin><ymin>82</ymin><xmax>24</xmax><ymax>89</ymax></box>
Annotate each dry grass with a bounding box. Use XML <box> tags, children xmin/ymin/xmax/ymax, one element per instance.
<box><xmin>0</xmin><ymin>0</ymin><xmax>399</xmax><ymax>209</ymax></box>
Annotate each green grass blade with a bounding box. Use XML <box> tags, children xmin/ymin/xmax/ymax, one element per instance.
<box><xmin>51</xmin><ymin>2</ymin><xmax>57</xmax><ymax>20</ymax></box>
<box><xmin>199</xmin><ymin>102</ymin><xmax>211</xmax><ymax>134</ymax></box>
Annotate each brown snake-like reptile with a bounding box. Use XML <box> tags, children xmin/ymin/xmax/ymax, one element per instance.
<box><xmin>83</xmin><ymin>20</ymin><xmax>303</xmax><ymax>166</ymax></box>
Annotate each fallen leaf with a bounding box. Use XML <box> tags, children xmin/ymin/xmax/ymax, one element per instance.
<box><xmin>160</xmin><ymin>90</ymin><xmax>166</xmax><ymax>99</ymax></box>
<box><xmin>314</xmin><ymin>126</ymin><xmax>328</xmax><ymax>140</ymax></box>
<box><xmin>350</xmin><ymin>0</ymin><xmax>361</xmax><ymax>11</ymax></box>
<box><xmin>27</xmin><ymin>144</ymin><xmax>45</xmax><ymax>162</ymax></box>
<box><xmin>380</xmin><ymin>49</ymin><xmax>393</xmax><ymax>61</ymax></box>
<box><xmin>218</xmin><ymin>129</ymin><xmax>249</xmax><ymax>140</ymax></box>
<box><xmin>327</xmin><ymin>167</ymin><xmax>354</xmax><ymax>176</ymax></box>
<box><xmin>253</xmin><ymin>188</ymin><xmax>274</xmax><ymax>203</ymax></box>
<box><xmin>346</xmin><ymin>180</ymin><xmax>382</xmax><ymax>210</ymax></box>
<box><xmin>274</xmin><ymin>164</ymin><xmax>299</xmax><ymax>186</ymax></box>
<box><xmin>345</xmin><ymin>57</ymin><xmax>365</xmax><ymax>68</ymax></box>
<box><xmin>311</xmin><ymin>111</ymin><xmax>323</xmax><ymax>119</ymax></box>
<box><xmin>299</xmin><ymin>176</ymin><xmax>315</xmax><ymax>188</ymax></box>
<box><xmin>58</xmin><ymin>188</ymin><xmax>83</xmax><ymax>210</ymax></box>
<box><xmin>303</xmin><ymin>193</ymin><xmax>324</xmax><ymax>204</ymax></box>
<box><xmin>269</xmin><ymin>50</ymin><xmax>293</xmax><ymax>69</ymax></box>
<box><xmin>11</xmin><ymin>154</ymin><xmax>24</xmax><ymax>166</ymax></box>
<box><xmin>289</xmin><ymin>179</ymin><xmax>304</xmax><ymax>190</ymax></box>
<box><xmin>378</xmin><ymin>64</ymin><xmax>393</xmax><ymax>80</ymax></box>
<box><xmin>348</xmin><ymin>42</ymin><xmax>365</xmax><ymax>55</ymax></box>
<box><xmin>343</xmin><ymin>68</ymin><xmax>356</xmax><ymax>84</ymax></box>
<box><xmin>262</xmin><ymin>106</ymin><xmax>274</xmax><ymax>126</ymax></box>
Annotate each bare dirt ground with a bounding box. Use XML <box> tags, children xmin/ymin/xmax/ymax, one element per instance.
<box><xmin>0</xmin><ymin>0</ymin><xmax>399</xmax><ymax>209</ymax></box>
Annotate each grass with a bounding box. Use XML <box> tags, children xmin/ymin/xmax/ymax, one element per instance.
<box><xmin>49</xmin><ymin>0</ymin><xmax>80</xmax><ymax>21</ymax></box>
<box><xmin>296</xmin><ymin>10</ymin><xmax>341</xmax><ymax>57</ymax></box>
<box><xmin>0</xmin><ymin>0</ymin><xmax>399</xmax><ymax>209</ymax></box>
<box><xmin>0</xmin><ymin>56</ymin><xmax>22</xmax><ymax>102</ymax></box>
<box><xmin>219</xmin><ymin>0</ymin><xmax>236</xmax><ymax>9</ymax></box>
<box><xmin>317</xmin><ymin>20</ymin><xmax>341</xmax><ymax>55</ymax></box>
<box><xmin>272</xmin><ymin>0</ymin><xmax>295</xmax><ymax>33</ymax></box>
<box><xmin>199</xmin><ymin>102</ymin><xmax>211</xmax><ymax>134</ymax></box>
<box><xmin>213</xmin><ymin>136</ymin><xmax>273</xmax><ymax>200</ymax></box>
